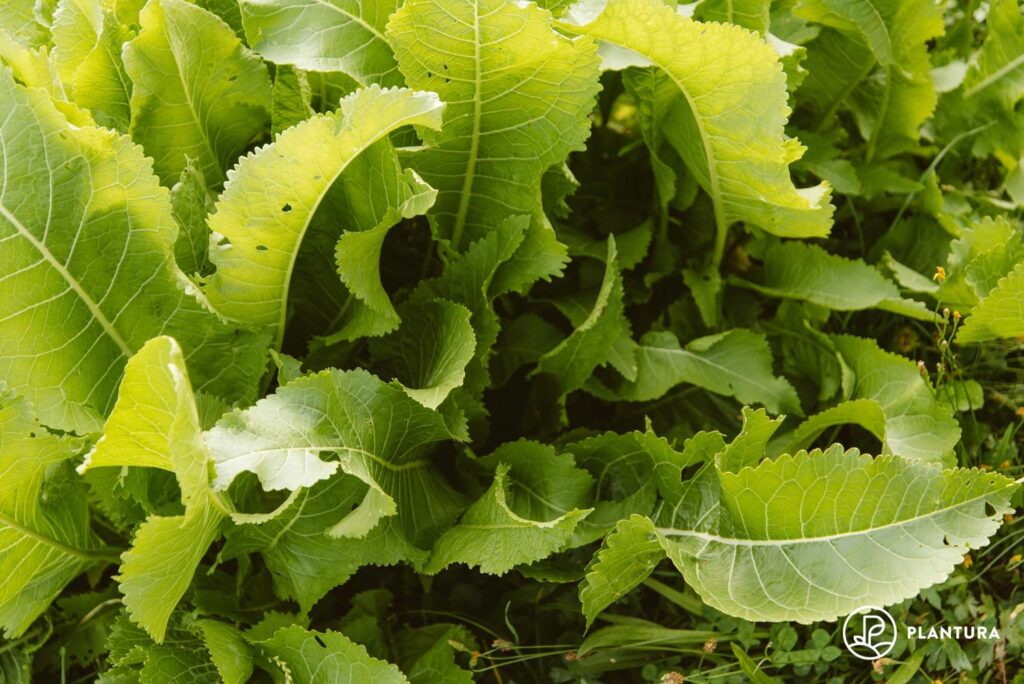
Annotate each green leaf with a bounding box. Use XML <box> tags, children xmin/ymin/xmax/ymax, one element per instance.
<box><xmin>716</xmin><ymin>407</ymin><xmax>784</xmax><ymax>473</ymax></box>
<box><xmin>561</xmin><ymin>0</ymin><xmax>833</xmax><ymax>261</ymax></box>
<box><xmin>258</xmin><ymin>625</ymin><xmax>408</xmax><ymax>683</ymax></box>
<box><xmin>395</xmin><ymin>624</ymin><xmax>474</xmax><ymax>684</ymax></box>
<box><xmin>271</xmin><ymin>65</ymin><xmax>314</xmax><ymax>136</ymax></box>
<box><xmin>695</xmin><ymin>0</ymin><xmax>771</xmax><ymax>33</ymax></box>
<box><xmin>731</xmin><ymin>241</ymin><xmax>932</xmax><ymax>320</ymax></box>
<box><xmin>239</xmin><ymin>0</ymin><xmax>402</xmax><ymax>86</ymax></box>
<box><xmin>209</xmin><ymin>368</ymin><xmax>454</xmax><ymax>494</ymax></box>
<box><xmin>195</xmin><ymin>619</ymin><xmax>253</xmax><ymax>684</ymax></box>
<box><xmin>78</xmin><ymin>337</ymin><xmax>226</xmax><ymax>641</ymax></box>
<box><xmin>370</xmin><ymin>299</ymin><xmax>476</xmax><ymax>409</ymax></box>
<box><xmin>425</xmin><ymin>464</ymin><xmax>591</xmax><ymax>575</ymax></box>
<box><xmin>388</xmin><ymin>0</ymin><xmax>601</xmax><ymax>250</ymax></box>
<box><xmin>71</xmin><ymin>11</ymin><xmax>132</xmax><ymax>130</ymax></box>
<box><xmin>591</xmin><ymin>329</ymin><xmax>801</xmax><ymax>416</ymax></box>
<box><xmin>536</xmin><ymin>239</ymin><xmax>627</xmax><ymax>399</ymax></box>
<box><xmin>223</xmin><ymin>473</ymin><xmax>433</xmax><ymax>610</ymax></box>
<box><xmin>797</xmin><ymin>0</ymin><xmax>944</xmax><ymax>159</ymax></box>
<box><xmin>0</xmin><ymin>389</ymin><xmax>103</xmax><ymax>637</ymax></box>
<box><xmin>171</xmin><ymin>159</ymin><xmax>215</xmax><ymax>277</ymax></box>
<box><xmin>0</xmin><ymin>68</ymin><xmax>267</xmax><ymax>435</ymax></box>
<box><xmin>579</xmin><ymin>515</ymin><xmax>664</xmax><ymax>628</ymax></box>
<box><xmin>124</xmin><ymin>0</ymin><xmax>272</xmax><ymax>186</ymax></box>
<box><xmin>957</xmin><ymin>262</ymin><xmax>1024</xmax><ymax>344</ymax></box>
<box><xmin>0</xmin><ymin>1</ymin><xmax>49</xmax><ymax>47</ymax></box>
<box><xmin>116</xmin><ymin>506</ymin><xmax>223</xmax><ymax>643</ymax></box>
<box><xmin>962</xmin><ymin>0</ymin><xmax>1024</xmax><ymax>111</ymax></box>
<box><xmin>202</xmin><ymin>85</ymin><xmax>444</xmax><ymax>346</ymax></box>
<box><xmin>331</xmin><ymin>169</ymin><xmax>438</xmax><ymax>342</ymax></box>
<box><xmin>779</xmin><ymin>335</ymin><xmax>960</xmax><ymax>463</ymax></box>
<box><xmin>654</xmin><ymin>445</ymin><xmax>1017</xmax><ymax>623</ymax></box>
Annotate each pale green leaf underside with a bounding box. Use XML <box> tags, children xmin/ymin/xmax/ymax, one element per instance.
<box><xmin>202</xmin><ymin>85</ymin><xmax>444</xmax><ymax>344</ymax></box>
<box><xmin>561</xmin><ymin>0</ymin><xmax>833</xmax><ymax>239</ymax></box>
<box><xmin>240</xmin><ymin>0</ymin><xmax>402</xmax><ymax>85</ymax></box>
<box><xmin>656</xmin><ymin>446</ymin><xmax>1016</xmax><ymax>623</ymax></box>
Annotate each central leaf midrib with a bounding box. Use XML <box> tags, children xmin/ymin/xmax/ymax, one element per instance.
<box><xmin>966</xmin><ymin>52</ymin><xmax>1024</xmax><ymax>98</ymax></box>
<box><xmin>656</xmin><ymin>485</ymin><xmax>1008</xmax><ymax>547</ymax></box>
<box><xmin>450</xmin><ymin>0</ymin><xmax>483</xmax><ymax>250</ymax></box>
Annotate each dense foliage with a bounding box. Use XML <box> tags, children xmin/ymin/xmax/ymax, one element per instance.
<box><xmin>0</xmin><ymin>0</ymin><xmax>1023</xmax><ymax>681</ymax></box>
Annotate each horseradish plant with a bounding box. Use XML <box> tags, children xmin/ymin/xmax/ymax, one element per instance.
<box><xmin>0</xmin><ymin>0</ymin><xmax>1022</xmax><ymax>680</ymax></box>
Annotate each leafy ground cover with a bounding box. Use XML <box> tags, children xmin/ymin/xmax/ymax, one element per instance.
<box><xmin>1</xmin><ymin>0</ymin><xmax>1023</xmax><ymax>681</ymax></box>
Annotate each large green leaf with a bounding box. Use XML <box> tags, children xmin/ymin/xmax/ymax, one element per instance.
<box><xmin>653</xmin><ymin>446</ymin><xmax>1017</xmax><ymax>623</ymax></box>
<box><xmin>0</xmin><ymin>389</ymin><xmax>104</xmax><ymax>637</ymax></box>
<box><xmin>202</xmin><ymin>85</ymin><xmax>444</xmax><ymax>347</ymax></box>
<box><xmin>388</xmin><ymin>0</ymin><xmax>601</xmax><ymax>250</ymax></box>
<box><xmin>0</xmin><ymin>68</ymin><xmax>267</xmax><ymax>434</ymax></box>
<box><xmin>561</xmin><ymin>0</ymin><xmax>833</xmax><ymax>265</ymax></box>
<box><xmin>239</xmin><ymin>0</ymin><xmax>402</xmax><ymax>86</ymax></box>
<box><xmin>124</xmin><ymin>0</ymin><xmax>272</xmax><ymax>186</ymax></box>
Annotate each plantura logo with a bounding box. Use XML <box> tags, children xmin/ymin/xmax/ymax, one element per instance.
<box><xmin>842</xmin><ymin>606</ymin><xmax>897</xmax><ymax>660</ymax></box>
<box><xmin>841</xmin><ymin>605</ymin><xmax>1002</xmax><ymax>660</ymax></box>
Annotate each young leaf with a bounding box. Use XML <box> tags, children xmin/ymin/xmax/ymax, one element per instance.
<box><xmin>202</xmin><ymin>85</ymin><xmax>444</xmax><ymax>346</ymax></box>
<box><xmin>239</xmin><ymin>0</ymin><xmax>402</xmax><ymax>86</ymax></box>
<box><xmin>425</xmin><ymin>464</ymin><xmax>592</xmax><ymax>576</ymax></box>
<box><xmin>579</xmin><ymin>515</ymin><xmax>664</xmax><ymax>628</ymax></box>
<box><xmin>387</xmin><ymin>0</ymin><xmax>601</xmax><ymax>250</ymax></box>
<box><xmin>535</xmin><ymin>239</ymin><xmax>627</xmax><ymax>400</ymax></box>
<box><xmin>124</xmin><ymin>0</ymin><xmax>272</xmax><ymax>186</ymax></box>
<box><xmin>654</xmin><ymin>446</ymin><xmax>1017</xmax><ymax>623</ymax></box>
